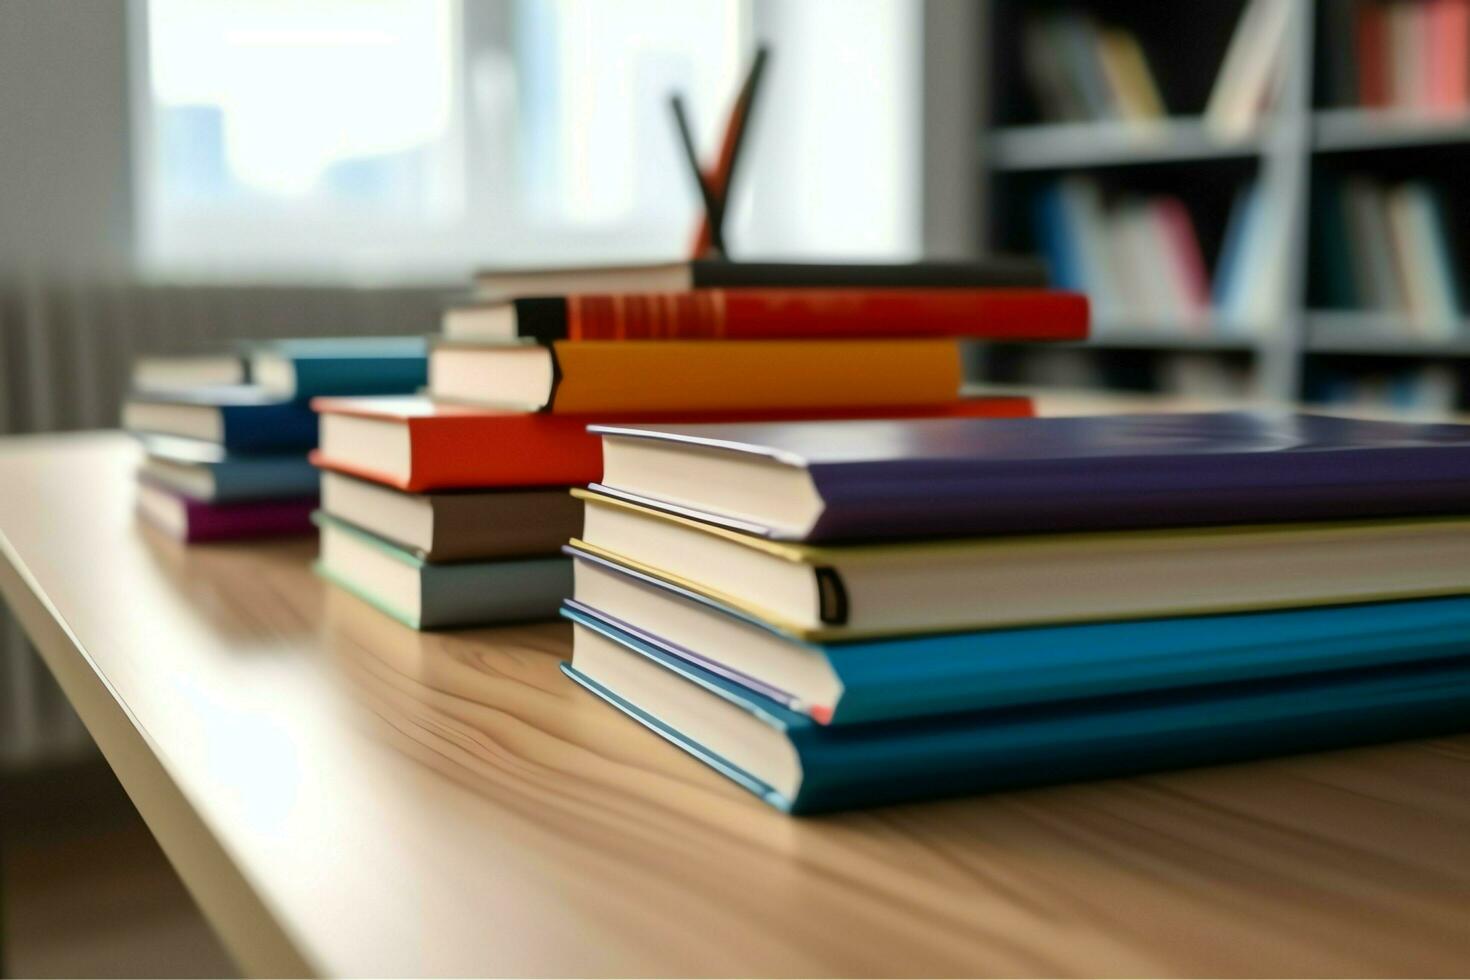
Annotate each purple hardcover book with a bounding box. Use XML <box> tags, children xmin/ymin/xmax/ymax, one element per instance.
<box><xmin>588</xmin><ymin>411</ymin><xmax>1470</xmax><ymax>542</ymax></box>
<box><xmin>137</xmin><ymin>480</ymin><xmax>316</xmax><ymax>542</ymax></box>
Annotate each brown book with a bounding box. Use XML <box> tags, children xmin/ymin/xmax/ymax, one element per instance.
<box><xmin>318</xmin><ymin>469</ymin><xmax>580</xmax><ymax>562</ymax></box>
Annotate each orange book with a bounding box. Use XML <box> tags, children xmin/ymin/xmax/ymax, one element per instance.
<box><xmin>310</xmin><ymin>395</ymin><xmax>1034</xmax><ymax>492</ymax></box>
<box><xmin>429</xmin><ymin>339</ymin><xmax>964</xmax><ymax>414</ymax></box>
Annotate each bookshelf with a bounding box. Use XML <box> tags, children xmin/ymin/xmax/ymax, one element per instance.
<box><xmin>974</xmin><ymin>0</ymin><xmax>1470</xmax><ymax>415</ymax></box>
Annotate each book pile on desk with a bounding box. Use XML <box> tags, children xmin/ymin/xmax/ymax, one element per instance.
<box><xmin>561</xmin><ymin>411</ymin><xmax>1470</xmax><ymax>813</ymax></box>
<box><xmin>123</xmin><ymin>337</ymin><xmax>427</xmax><ymax>542</ymax></box>
<box><xmin>309</xmin><ymin>258</ymin><xmax>1087</xmax><ymax>629</ymax></box>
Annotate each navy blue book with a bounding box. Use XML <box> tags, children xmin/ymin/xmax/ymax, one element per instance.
<box><xmin>137</xmin><ymin>434</ymin><xmax>318</xmax><ymax>502</ymax></box>
<box><xmin>589</xmin><ymin>411</ymin><xmax>1470</xmax><ymax>542</ymax></box>
<box><xmin>562</xmin><ymin>608</ymin><xmax>1470</xmax><ymax>814</ymax></box>
<box><xmin>250</xmin><ymin>336</ymin><xmax>428</xmax><ymax>401</ymax></box>
<box><xmin>122</xmin><ymin>385</ymin><xmax>317</xmax><ymax>452</ymax></box>
<box><xmin>565</xmin><ymin>547</ymin><xmax>1470</xmax><ymax>725</ymax></box>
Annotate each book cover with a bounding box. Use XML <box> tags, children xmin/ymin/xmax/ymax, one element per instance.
<box><xmin>564</xmin><ymin>609</ymin><xmax>1470</xmax><ymax>814</ymax></box>
<box><xmin>312</xmin><ymin>513</ymin><xmax>570</xmax><ymax>629</ymax></box>
<box><xmin>311</xmin><ymin>394</ymin><xmax>1033</xmax><ymax>492</ymax></box>
<box><xmin>252</xmin><ymin>336</ymin><xmax>429</xmax><ymax>400</ymax></box>
<box><xmin>471</xmin><ymin>258</ymin><xmax>1049</xmax><ymax>298</ymax></box>
<box><xmin>136</xmin><ymin>481</ymin><xmax>316</xmax><ymax>542</ymax></box>
<box><xmin>123</xmin><ymin>386</ymin><xmax>318</xmax><ymax>453</ymax></box>
<box><xmin>589</xmin><ymin>411</ymin><xmax>1470</xmax><ymax>542</ymax></box>
<box><xmin>565</xmin><ymin>548</ymin><xmax>1470</xmax><ymax>725</ymax></box>
<box><xmin>466</xmin><ymin>289</ymin><xmax>1088</xmax><ymax>344</ymax></box>
<box><xmin>432</xmin><ymin>338</ymin><xmax>964</xmax><ymax>414</ymax></box>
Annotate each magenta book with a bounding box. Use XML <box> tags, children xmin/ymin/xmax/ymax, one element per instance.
<box><xmin>137</xmin><ymin>480</ymin><xmax>316</xmax><ymax>542</ymax></box>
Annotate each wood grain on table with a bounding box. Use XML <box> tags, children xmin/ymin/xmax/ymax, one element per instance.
<box><xmin>0</xmin><ymin>433</ymin><xmax>1467</xmax><ymax>977</ymax></box>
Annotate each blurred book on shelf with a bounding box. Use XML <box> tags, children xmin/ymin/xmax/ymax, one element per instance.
<box><xmin>1035</xmin><ymin>176</ymin><xmax>1279</xmax><ymax>334</ymax></box>
<box><xmin>1315</xmin><ymin>175</ymin><xmax>1463</xmax><ymax>335</ymax></box>
<box><xmin>1021</xmin><ymin>11</ymin><xmax>1166</xmax><ymax>123</ymax></box>
<box><xmin>1307</xmin><ymin>364</ymin><xmax>1461</xmax><ymax>417</ymax></box>
<box><xmin>1328</xmin><ymin>0</ymin><xmax>1470</xmax><ymax>113</ymax></box>
<box><xmin>1204</xmin><ymin>0</ymin><xmax>1292</xmax><ymax>136</ymax></box>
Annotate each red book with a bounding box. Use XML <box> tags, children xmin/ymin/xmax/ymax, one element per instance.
<box><xmin>1430</xmin><ymin>0</ymin><xmax>1470</xmax><ymax>111</ymax></box>
<box><xmin>310</xmin><ymin>395</ymin><xmax>1035</xmax><ymax>492</ymax></box>
<box><xmin>1358</xmin><ymin>2</ymin><xmax>1389</xmax><ymax>107</ymax></box>
<box><xmin>1153</xmin><ymin>198</ymin><xmax>1211</xmax><ymax>312</ymax></box>
<box><xmin>470</xmin><ymin>289</ymin><xmax>1089</xmax><ymax>344</ymax></box>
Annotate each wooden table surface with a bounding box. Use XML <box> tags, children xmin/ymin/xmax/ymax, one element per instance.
<box><xmin>1</xmin><ymin>432</ymin><xmax>1468</xmax><ymax>978</ymax></box>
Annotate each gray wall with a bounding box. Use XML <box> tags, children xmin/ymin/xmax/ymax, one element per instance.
<box><xmin>0</xmin><ymin>1</ymin><xmax>134</xmax><ymax>278</ymax></box>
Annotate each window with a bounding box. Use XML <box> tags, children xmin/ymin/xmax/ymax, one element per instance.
<box><xmin>133</xmin><ymin>0</ymin><xmax>920</xmax><ymax>282</ymax></box>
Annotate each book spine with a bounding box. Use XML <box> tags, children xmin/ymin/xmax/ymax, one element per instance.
<box><xmin>220</xmin><ymin>405</ymin><xmax>319</xmax><ymax>453</ymax></box>
<box><xmin>563</xmin><ymin>290</ymin><xmax>1087</xmax><ymax>342</ymax></box>
<box><xmin>1357</xmin><ymin>1</ymin><xmax>1389</xmax><ymax>107</ymax></box>
<box><xmin>510</xmin><ymin>297</ymin><xmax>572</xmax><ymax>343</ymax></box>
<box><xmin>546</xmin><ymin>339</ymin><xmax>962</xmax><ymax>415</ymax></box>
<box><xmin>183</xmin><ymin>497</ymin><xmax>317</xmax><ymax>541</ymax></box>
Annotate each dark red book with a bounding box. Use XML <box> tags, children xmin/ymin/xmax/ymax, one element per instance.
<box><xmin>136</xmin><ymin>480</ymin><xmax>316</xmax><ymax>542</ymax></box>
<box><xmin>455</xmin><ymin>289</ymin><xmax>1088</xmax><ymax>344</ymax></box>
<box><xmin>1357</xmin><ymin>1</ymin><xmax>1389</xmax><ymax>107</ymax></box>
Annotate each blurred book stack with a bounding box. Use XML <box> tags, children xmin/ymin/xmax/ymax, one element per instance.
<box><xmin>309</xmin><ymin>258</ymin><xmax>1088</xmax><ymax>630</ymax></box>
<box><xmin>562</xmin><ymin>411</ymin><xmax>1470</xmax><ymax>813</ymax></box>
<box><xmin>123</xmin><ymin>337</ymin><xmax>427</xmax><ymax>542</ymax></box>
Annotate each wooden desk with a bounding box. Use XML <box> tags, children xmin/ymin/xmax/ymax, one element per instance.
<box><xmin>1</xmin><ymin>433</ymin><xmax>1468</xmax><ymax>977</ymax></box>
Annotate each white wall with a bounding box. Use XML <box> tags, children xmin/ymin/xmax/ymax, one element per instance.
<box><xmin>0</xmin><ymin>2</ymin><xmax>135</xmax><ymax>277</ymax></box>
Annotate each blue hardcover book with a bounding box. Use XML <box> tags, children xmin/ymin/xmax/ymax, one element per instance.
<box><xmin>137</xmin><ymin>434</ymin><xmax>318</xmax><ymax>502</ymax></box>
<box><xmin>565</xmin><ymin>547</ymin><xmax>1470</xmax><ymax>725</ymax></box>
<box><xmin>561</xmin><ymin>608</ymin><xmax>1470</xmax><ymax>814</ymax></box>
<box><xmin>122</xmin><ymin>385</ymin><xmax>318</xmax><ymax>453</ymax></box>
<box><xmin>250</xmin><ymin>336</ymin><xmax>428</xmax><ymax>401</ymax></box>
<box><xmin>1034</xmin><ymin>183</ymin><xmax>1082</xmax><ymax>291</ymax></box>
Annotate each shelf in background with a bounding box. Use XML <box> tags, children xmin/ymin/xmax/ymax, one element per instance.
<box><xmin>1313</xmin><ymin>108</ymin><xmax>1470</xmax><ymax>153</ymax></box>
<box><xmin>1306</xmin><ymin>312</ymin><xmax>1470</xmax><ymax>356</ymax></box>
<box><xmin>987</xmin><ymin>118</ymin><xmax>1263</xmax><ymax>171</ymax></box>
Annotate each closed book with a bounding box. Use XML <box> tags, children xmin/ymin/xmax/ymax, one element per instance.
<box><xmin>136</xmin><ymin>481</ymin><xmax>315</xmax><ymax>542</ymax></box>
<box><xmin>313</xmin><ymin>513</ymin><xmax>569</xmax><ymax>629</ymax></box>
<box><xmin>123</xmin><ymin>385</ymin><xmax>318</xmax><ymax>452</ymax></box>
<box><xmin>589</xmin><ymin>411</ymin><xmax>1470</xmax><ymax>542</ymax></box>
<box><xmin>572</xmin><ymin>490</ymin><xmax>1470</xmax><ymax>638</ymax></box>
<box><xmin>563</xmin><ymin>609</ymin><xmax>1470</xmax><ymax>814</ymax></box>
<box><xmin>132</xmin><ymin>353</ymin><xmax>247</xmax><ymax>392</ymax></box>
<box><xmin>139</xmin><ymin>435</ymin><xmax>318</xmax><ymax>502</ymax></box>
<box><xmin>311</xmin><ymin>395</ymin><xmax>1032</xmax><ymax>493</ymax></box>
<box><xmin>250</xmin><ymin>336</ymin><xmax>429</xmax><ymax>400</ymax></box>
<box><xmin>470</xmin><ymin>257</ymin><xmax>1048</xmax><ymax>299</ymax></box>
<box><xmin>1430</xmin><ymin>0</ymin><xmax>1470</xmax><ymax>110</ymax></box>
<box><xmin>428</xmin><ymin>338</ymin><xmax>962</xmax><ymax>413</ymax></box>
<box><xmin>441</xmin><ymin>289</ymin><xmax>1088</xmax><ymax>344</ymax></box>
<box><xmin>318</xmin><ymin>469</ymin><xmax>580</xmax><ymax>561</ymax></box>
<box><xmin>567</xmin><ymin>549</ymin><xmax>1470</xmax><ymax>725</ymax></box>
<box><xmin>1358</xmin><ymin>0</ymin><xmax>1390</xmax><ymax>106</ymax></box>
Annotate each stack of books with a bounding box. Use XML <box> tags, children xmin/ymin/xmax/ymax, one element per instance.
<box><xmin>123</xmin><ymin>337</ymin><xmax>427</xmax><ymax>542</ymax></box>
<box><xmin>561</xmin><ymin>411</ymin><xmax>1470</xmax><ymax>813</ymax></box>
<box><xmin>309</xmin><ymin>258</ymin><xmax>1088</xmax><ymax>630</ymax></box>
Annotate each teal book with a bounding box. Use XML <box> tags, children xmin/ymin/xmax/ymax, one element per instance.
<box><xmin>314</xmin><ymin>513</ymin><xmax>568</xmax><ymax>630</ymax></box>
<box><xmin>562</xmin><ymin>608</ymin><xmax>1470</xmax><ymax>814</ymax></box>
<box><xmin>565</xmin><ymin>547</ymin><xmax>1470</xmax><ymax>725</ymax></box>
<box><xmin>251</xmin><ymin>336</ymin><xmax>428</xmax><ymax>401</ymax></box>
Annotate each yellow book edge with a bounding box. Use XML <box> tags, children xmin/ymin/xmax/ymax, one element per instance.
<box><xmin>571</xmin><ymin>487</ymin><xmax>1470</xmax><ymax>565</ymax></box>
<box><xmin>566</xmin><ymin>538</ymin><xmax>1470</xmax><ymax>644</ymax></box>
